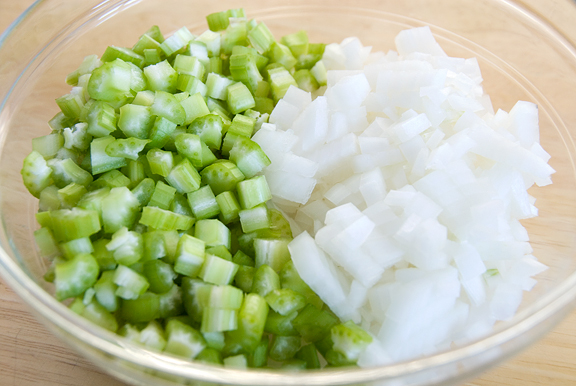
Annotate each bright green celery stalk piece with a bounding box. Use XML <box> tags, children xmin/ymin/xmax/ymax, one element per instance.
<box><xmin>54</xmin><ymin>252</ymin><xmax>99</xmax><ymax>300</ymax></box>
<box><xmin>105</xmin><ymin>137</ymin><xmax>150</xmax><ymax>160</ymax></box>
<box><xmin>251</xmin><ymin>264</ymin><xmax>280</xmax><ymax>297</ymax></box>
<box><xmin>139</xmin><ymin>320</ymin><xmax>167</xmax><ymax>351</ymax></box>
<box><xmin>267</xmin><ymin>66</ymin><xmax>298</xmax><ymax>102</ymax></box>
<box><xmin>205</xmin><ymin>73</ymin><xmax>235</xmax><ymax>100</ymax></box>
<box><xmin>164</xmin><ymin>319</ymin><xmax>206</xmax><ymax>359</ymax></box>
<box><xmin>226</xmin><ymin>82</ymin><xmax>255</xmax><ymax>114</ymax></box>
<box><xmin>265</xmin><ymin>310</ymin><xmax>298</xmax><ymax>336</ymax></box>
<box><xmin>187</xmin><ymin>185</ymin><xmax>220</xmax><ymax>220</ymax></box>
<box><xmin>229</xmin><ymin>138</ymin><xmax>271</xmax><ymax>179</ymax></box>
<box><xmin>94</xmin><ymin>270</ymin><xmax>119</xmax><ymax>312</ymax></box>
<box><xmin>113</xmin><ymin>264</ymin><xmax>150</xmax><ymax>300</ymax></box>
<box><xmin>158</xmin><ymin>284</ymin><xmax>185</xmax><ymax>317</ymax></box>
<box><xmin>92</xmin><ymin>238</ymin><xmax>117</xmax><ymax>270</ymax></box>
<box><xmin>197</xmin><ymin>347</ymin><xmax>223</xmax><ymax>365</ymax></box>
<box><xmin>195</xmin><ymin>219</ymin><xmax>231</xmax><ymax>249</ymax></box>
<box><xmin>206</xmin><ymin>10</ymin><xmax>231</xmax><ymax>32</ymax></box>
<box><xmin>144</xmin><ymin>60</ymin><xmax>178</xmax><ymax>93</ymax></box>
<box><xmin>131</xmin><ymin>177</ymin><xmax>155</xmax><ymax>206</ymax></box>
<box><xmin>33</xmin><ymin>227</ymin><xmax>61</xmax><ymax>258</ymax></box>
<box><xmin>292</xmin><ymin>304</ymin><xmax>339</xmax><ymax>343</ymax></box>
<box><xmin>148</xmin><ymin>180</ymin><xmax>176</xmax><ymax>210</ymax></box>
<box><xmin>207</xmin><ymin>57</ymin><xmax>223</xmax><ymax>75</ymax></box>
<box><xmin>85</xmin><ymin>101</ymin><xmax>117</xmax><ymax>138</ymax></box>
<box><xmin>57</xmin><ymin>183</ymin><xmax>87</xmax><ymax>209</ymax></box>
<box><xmin>188</xmin><ymin>114</ymin><xmax>223</xmax><ymax>150</ymax></box>
<box><xmin>280</xmin><ymin>260</ymin><xmax>323</xmax><ymax>309</ymax></box>
<box><xmin>310</xmin><ymin>60</ymin><xmax>328</xmax><ymax>86</ymax></box>
<box><xmin>126</xmin><ymin>159</ymin><xmax>146</xmax><ymax>187</ymax></box>
<box><xmin>146</xmin><ymin>148</ymin><xmax>173</xmax><ymax>177</ymax></box>
<box><xmin>196</xmin><ymin>29</ymin><xmax>221</xmax><ymax>57</ymax></box>
<box><xmin>247</xmin><ymin>22</ymin><xmax>275</xmax><ymax>54</ymax></box>
<box><xmin>66</xmin><ymin>54</ymin><xmax>101</xmax><ymax>86</ymax></box>
<box><xmin>120</xmin><ymin>291</ymin><xmax>161</xmax><ymax>323</ymax></box>
<box><xmin>101</xmin><ymin>186</ymin><xmax>140</xmax><ymax>233</ymax></box>
<box><xmin>159</xmin><ymin>26</ymin><xmax>195</xmax><ymax>57</ymax></box>
<box><xmin>101</xmin><ymin>45</ymin><xmax>145</xmax><ymax>68</ymax></box>
<box><xmin>239</xmin><ymin>203</ymin><xmax>270</xmax><ymax>233</ymax></box>
<box><xmin>221</xmin><ymin>20</ymin><xmax>248</xmax><ymax>55</ymax></box>
<box><xmin>268</xmin><ymin>42</ymin><xmax>297</xmax><ymax>71</ymax></box>
<box><xmin>48</xmin><ymin>111</ymin><xmax>76</xmax><ymax>131</ymax></box>
<box><xmin>118</xmin><ymin>104</ymin><xmax>154</xmax><ymax>139</ymax></box>
<box><xmin>201</xmin><ymin>308</ymin><xmax>238</xmax><ymax>333</ymax></box>
<box><xmin>181</xmin><ymin>278</ymin><xmax>212</xmax><ymax>322</ymax></box>
<box><xmin>173</xmin><ymin>55</ymin><xmax>205</xmax><ymax>79</ymax></box>
<box><xmin>91</xmin><ymin>170</ymin><xmax>131</xmax><ymax>190</ymax></box>
<box><xmin>254</xmin><ymin>238</ymin><xmax>291</xmax><ymax>273</ymax></box>
<box><xmin>144</xmin><ymin>260</ymin><xmax>177</xmax><ymax>294</ymax></box>
<box><xmin>269</xmin><ymin>335</ymin><xmax>301</xmax><ymax>361</ymax></box>
<box><xmin>232</xmin><ymin>250</ymin><xmax>254</xmax><ymax>266</ymax></box>
<box><xmin>151</xmin><ymin>90</ymin><xmax>186</xmax><ymax>125</ymax></box>
<box><xmin>248</xmin><ymin>337</ymin><xmax>269</xmax><ymax>367</ymax></box>
<box><xmin>91</xmin><ymin>136</ymin><xmax>128</xmax><ymax>175</ymax></box>
<box><xmin>48</xmin><ymin>158</ymin><xmax>93</xmax><ymax>188</ymax></box>
<box><xmin>106</xmin><ymin>226</ymin><xmax>144</xmax><ymax>265</ymax></box>
<box><xmin>21</xmin><ymin>151</ymin><xmax>53</xmax><ymax>197</ymax></box>
<box><xmin>177</xmin><ymin>74</ymin><xmax>207</xmax><ymax>97</ymax></box>
<box><xmin>200</xmin><ymin>160</ymin><xmax>245</xmax><ymax>196</ymax></box>
<box><xmin>330</xmin><ymin>321</ymin><xmax>372</xmax><ymax>362</ymax></box>
<box><xmin>50</xmin><ymin>208</ymin><xmax>101</xmax><ymax>242</ymax></box>
<box><xmin>62</xmin><ymin>122</ymin><xmax>91</xmax><ymax>152</ymax></box>
<box><xmin>280</xmin><ymin>30</ymin><xmax>309</xmax><ymax>57</ymax></box>
<box><xmin>294</xmin><ymin>69</ymin><xmax>319</xmax><ymax>93</ymax></box>
<box><xmin>180</xmin><ymin>93</ymin><xmax>210</xmax><ymax>125</ymax></box>
<box><xmin>32</xmin><ymin>133</ymin><xmax>64</xmax><ymax>159</ymax></box>
<box><xmin>229</xmin><ymin>52</ymin><xmax>262</xmax><ymax>93</ymax></box>
<box><xmin>139</xmin><ymin>206</ymin><xmax>194</xmax><ymax>231</ymax></box>
<box><xmin>228</xmin><ymin>114</ymin><xmax>256</xmax><ymax>137</ymax></box>
<box><xmin>234</xmin><ymin>265</ymin><xmax>254</xmax><ymax>293</ymax></box>
<box><xmin>87</xmin><ymin>58</ymin><xmax>133</xmax><ymax>107</ymax></box>
<box><xmin>216</xmin><ymin>191</ymin><xmax>241</xmax><ymax>224</ymax></box>
<box><xmin>56</xmin><ymin>93</ymin><xmax>84</xmax><ymax>120</ymax></box>
<box><xmin>294</xmin><ymin>343</ymin><xmax>321</xmax><ymax>369</ymax></box>
<box><xmin>174</xmin><ymin>234</ymin><xmax>206</xmax><ymax>277</ymax></box>
<box><xmin>265</xmin><ymin>288</ymin><xmax>306</xmax><ymax>316</ymax></box>
<box><xmin>80</xmin><ymin>299</ymin><xmax>119</xmax><ymax>332</ymax></box>
<box><xmin>165</xmin><ymin>159</ymin><xmax>202</xmax><ymax>194</ymax></box>
<box><xmin>174</xmin><ymin>133</ymin><xmax>216</xmax><ymax>169</ymax></box>
<box><xmin>143</xmin><ymin>230</ymin><xmax>167</xmax><ymax>261</ymax></box>
<box><xmin>60</xmin><ymin>236</ymin><xmax>93</xmax><ymax>260</ymax></box>
<box><xmin>209</xmin><ymin>285</ymin><xmax>243</xmax><ymax>309</ymax></box>
<box><xmin>237</xmin><ymin>175</ymin><xmax>272</xmax><ymax>209</ymax></box>
<box><xmin>225</xmin><ymin>293</ymin><xmax>268</xmax><ymax>354</ymax></box>
<box><xmin>223</xmin><ymin>354</ymin><xmax>248</xmax><ymax>369</ymax></box>
<box><xmin>132</xmin><ymin>90</ymin><xmax>155</xmax><ymax>106</ymax></box>
<box><xmin>207</xmin><ymin>97</ymin><xmax>233</xmax><ymax>122</ymax></box>
<box><xmin>199</xmin><ymin>254</ymin><xmax>239</xmax><ymax>285</ymax></box>
<box><xmin>39</xmin><ymin>185</ymin><xmax>61</xmax><ymax>212</ymax></box>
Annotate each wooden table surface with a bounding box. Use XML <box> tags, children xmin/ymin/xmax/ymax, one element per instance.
<box><xmin>2</xmin><ymin>1</ymin><xmax>576</xmax><ymax>385</ymax></box>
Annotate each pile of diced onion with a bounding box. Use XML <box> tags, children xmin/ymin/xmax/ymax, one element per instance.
<box><xmin>252</xmin><ymin>27</ymin><xmax>555</xmax><ymax>365</ymax></box>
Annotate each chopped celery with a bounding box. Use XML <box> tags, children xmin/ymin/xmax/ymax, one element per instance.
<box><xmin>106</xmin><ymin>227</ymin><xmax>144</xmax><ymax>265</ymax></box>
<box><xmin>330</xmin><ymin>321</ymin><xmax>373</xmax><ymax>362</ymax></box>
<box><xmin>251</xmin><ymin>264</ymin><xmax>280</xmax><ymax>297</ymax></box>
<box><xmin>164</xmin><ymin>319</ymin><xmax>206</xmax><ymax>359</ymax></box>
<box><xmin>139</xmin><ymin>206</ymin><xmax>194</xmax><ymax>231</ymax></box>
<box><xmin>55</xmin><ymin>253</ymin><xmax>99</xmax><ymax>301</ymax></box>
<box><xmin>187</xmin><ymin>185</ymin><xmax>220</xmax><ymax>220</ymax></box>
<box><xmin>22</xmin><ymin>151</ymin><xmax>53</xmax><ymax>197</ymax></box>
<box><xmin>201</xmin><ymin>160</ymin><xmax>245</xmax><ymax>196</ymax></box>
<box><xmin>174</xmin><ymin>234</ymin><xmax>206</xmax><ymax>278</ymax></box>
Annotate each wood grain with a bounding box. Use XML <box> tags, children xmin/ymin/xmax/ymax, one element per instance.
<box><xmin>1</xmin><ymin>1</ymin><xmax>576</xmax><ymax>385</ymax></box>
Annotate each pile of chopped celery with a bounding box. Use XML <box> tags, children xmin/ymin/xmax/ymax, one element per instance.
<box><xmin>21</xmin><ymin>8</ymin><xmax>372</xmax><ymax>369</ymax></box>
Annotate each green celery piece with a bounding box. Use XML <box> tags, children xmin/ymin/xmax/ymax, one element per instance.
<box><xmin>174</xmin><ymin>234</ymin><xmax>206</xmax><ymax>278</ymax></box>
<box><xmin>49</xmin><ymin>111</ymin><xmax>76</xmax><ymax>131</ymax></box>
<box><xmin>39</xmin><ymin>185</ymin><xmax>61</xmax><ymax>212</ymax></box>
<box><xmin>177</xmin><ymin>74</ymin><xmax>207</xmax><ymax>96</ymax></box>
<box><xmin>91</xmin><ymin>136</ymin><xmax>128</xmax><ymax>175</ymax></box>
<box><xmin>81</xmin><ymin>299</ymin><xmax>119</xmax><ymax>332</ymax></box>
<box><xmin>118</xmin><ymin>104</ymin><xmax>154</xmax><ymax>139</ymax></box>
<box><xmin>292</xmin><ymin>304</ymin><xmax>339</xmax><ymax>343</ymax></box>
<box><xmin>207</xmin><ymin>97</ymin><xmax>232</xmax><ymax>122</ymax></box>
<box><xmin>216</xmin><ymin>191</ymin><xmax>241</xmax><ymax>224</ymax></box>
<box><xmin>58</xmin><ymin>183</ymin><xmax>87</xmax><ymax>209</ymax></box>
<box><xmin>60</xmin><ymin>236</ymin><xmax>93</xmax><ymax>260</ymax></box>
<box><xmin>143</xmin><ymin>60</ymin><xmax>178</xmax><ymax>93</ymax></box>
<box><xmin>206</xmin><ymin>245</ymin><xmax>232</xmax><ymax>261</ymax></box>
<box><xmin>50</xmin><ymin>208</ymin><xmax>101</xmax><ymax>242</ymax></box>
<box><xmin>55</xmin><ymin>252</ymin><xmax>99</xmax><ymax>301</ymax></box>
<box><xmin>119</xmin><ymin>323</ymin><xmax>141</xmax><ymax>343</ymax></box>
<box><xmin>85</xmin><ymin>101</ymin><xmax>117</xmax><ymax>138</ymax></box>
<box><xmin>180</xmin><ymin>93</ymin><xmax>210</xmax><ymax>125</ymax></box>
<box><xmin>207</xmin><ymin>57</ymin><xmax>223</xmax><ymax>74</ymax></box>
<box><xmin>269</xmin><ymin>209</ymin><xmax>293</xmax><ymax>238</ymax></box>
<box><xmin>251</xmin><ymin>264</ymin><xmax>280</xmax><ymax>298</ymax></box>
<box><xmin>229</xmin><ymin>52</ymin><xmax>262</xmax><ymax>93</ymax></box>
<box><xmin>127</xmin><ymin>62</ymin><xmax>147</xmax><ymax>93</ymax></box>
<box><xmin>206</xmin><ymin>10</ymin><xmax>230</xmax><ymax>32</ymax></box>
<box><xmin>222</xmin><ymin>20</ymin><xmax>248</xmax><ymax>55</ymax></box>
<box><xmin>269</xmin><ymin>42</ymin><xmax>297</xmax><ymax>70</ymax></box>
<box><xmin>148</xmin><ymin>180</ymin><xmax>176</xmax><ymax>210</ymax></box>
<box><xmin>232</xmin><ymin>250</ymin><xmax>254</xmax><ymax>266</ymax></box>
<box><xmin>248</xmin><ymin>337</ymin><xmax>269</xmax><ymax>368</ymax></box>
<box><xmin>269</xmin><ymin>335</ymin><xmax>301</xmax><ymax>362</ymax></box>
<box><xmin>295</xmin><ymin>54</ymin><xmax>322</xmax><ymax>70</ymax></box>
<box><xmin>139</xmin><ymin>320</ymin><xmax>167</xmax><ymax>351</ymax></box>
<box><xmin>56</xmin><ymin>93</ymin><xmax>84</xmax><ymax>120</ymax></box>
<box><xmin>120</xmin><ymin>291</ymin><xmax>161</xmax><ymax>323</ymax></box>
<box><xmin>139</xmin><ymin>206</ymin><xmax>194</xmax><ymax>231</ymax></box>
<box><xmin>265</xmin><ymin>288</ymin><xmax>306</xmax><ymax>316</ymax></box>
<box><xmin>87</xmin><ymin>58</ymin><xmax>132</xmax><ymax>107</ymax></box>
<box><xmin>294</xmin><ymin>69</ymin><xmax>319</xmax><ymax>93</ymax></box>
<box><xmin>205</xmin><ymin>73</ymin><xmax>235</xmax><ymax>100</ymax></box>
<box><xmin>226</xmin><ymin>82</ymin><xmax>255</xmax><ymax>115</ymax></box>
<box><xmin>265</xmin><ymin>310</ymin><xmax>298</xmax><ymax>336</ymax></box>
<box><xmin>158</xmin><ymin>284</ymin><xmax>184</xmax><ymax>319</ymax></box>
<box><xmin>148</xmin><ymin>116</ymin><xmax>177</xmax><ymax>150</ymax></box>
<box><xmin>160</xmin><ymin>26</ymin><xmax>195</xmax><ymax>57</ymax></box>
<box><xmin>280</xmin><ymin>30</ymin><xmax>309</xmax><ymax>57</ymax></box>
<box><xmin>163</xmin><ymin>126</ymin><xmax>187</xmax><ymax>152</ymax></box>
<box><xmin>228</xmin><ymin>114</ymin><xmax>256</xmax><ymax>137</ymax></box>
<box><xmin>101</xmin><ymin>187</ymin><xmax>140</xmax><ymax>233</ymax></box>
<box><xmin>225</xmin><ymin>293</ymin><xmax>268</xmax><ymax>353</ymax></box>
<box><xmin>188</xmin><ymin>114</ymin><xmax>223</xmax><ymax>150</ymax></box>
<box><xmin>280</xmin><ymin>260</ymin><xmax>323</xmax><ymax>309</ymax></box>
<box><xmin>106</xmin><ymin>226</ymin><xmax>144</xmax><ymax>266</ymax></box>
<box><xmin>196</xmin><ymin>29</ymin><xmax>221</xmax><ymax>57</ymax></box>
<box><xmin>294</xmin><ymin>343</ymin><xmax>321</xmax><ymax>369</ymax></box>
<box><xmin>209</xmin><ymin>285</ymin><xmax>243</xmax><ymax>309</ymax></box>
<box><xmin>187</xmin><ymin>185</ymin><xmax>220</xmax><ymax>220</ymax></box>
<box><xmin>174</xmin><ymin>54</ymin><xmax>205</xmax><ymax>79</ymax></box>
<box><xmin>144</xmin><ymin>48</ymin><xmax>165</xmax><ymax>66</ymax></box>
<box><xmin>161</xmin><ymin>230</ymin><xmax>180</xmax><ymax>263</ymax></box>
<box><xmin>36</xmin><ymin>211</ymin><xmax>54</xmax><ymax>229</ymax></box>
<box><xmin>237</xmin><ymin>175</ymin><xmax>272</xmax><ymax>209</ymax></box>
<box><xmin>94</xmin><ymin>270</ymin><xmax>119</xmax><ymax>312</ymax></box>
<box><xmin>268</xmin><ymin>66</ymin><xmax>298</xmax><ymax>102</ymax></box>
<box><xmin>199</xmin><ymin>159</ymin><xmax>245</xmax><ymax>195</ymax></box>
<box><xmin>143</xmin><ymin>230</ymin><xmax>167</xmax><ymax>261</ymax></box>
<box><xmin>146</xmin><ymin>148</ymin><xmax>173</xmax><ymax>177</ymax></box>
<box><xmin>254</xmin><ymin>238</ymin><xmax>291</xmax><ymax>273</ymax></box>
<box><xmin>32</xmin><ymin>133</ymin><xmax>64</xmax><ymax>159</ymax></box>
<box><xmin>199</xmin><ymin>254</ymin><xmax>239</xmax><ymax>285</ymax></box>
<box><xmin>201</xmin><ymin>307</ymin><xmax>238</xmax><ymax>333</ymax></box>
<box><xmin>113</xmin><ymin>264</ymin><xmax>150</xmax><ymax>300</ymax></box>
<box><xmin>234</xmin><ymin>265</ymin><xmax>254</xmax><ymax>293</ymax></box>
<box><xmin>105</xmin><ymin>137</ymin><xmax>150</xmax><ymax>160</ymax></box>
<box><xmin>21</xmin><ymin>151</ymin><xmax>53</xmax><ymax>197</ymax></box>
<box><xmin>132</xmin><ymin>90</ymin><xmax>155</xmax><ymax>106</ymax></box>
<box><xmin>166</xmin><ymin>159</ymin><xmax>202</xmax><ymax>194</ymax></box>
<box><xmin>174</xmin><ymin>133</ymin><xmax>204</xmax><ymax>168</ymax></box>
<box><xmin>66</xmin><ymin>54</ymin><xmax>102</xmax><ymax>86</ymax></box>
<box><xmin>164</xmin><ymin>319</ymin><xmax>206</xmax><ymax>359</ymax></box>
<box><xmin>229</xmin><ymin>137</ymin><xmax>271</xmax><ymax>179</ymax></box>
<box><xmin>330</xmin><ymin>321</ymin><xmax>372</xmax><ymax>362</ymax></box>
<box><xmin>170</xmin><ymin>192</ymin><xmax>193</xmax><ymax>216</ymax></box>
<box><xmin>133</xmin><ymin>26</ymin><xmax>164</xmax><ymax>55</ymax></box>
<box><xmin>181</xmin><ymin>278</ymin><xmax>212</xmax><ymax>322</ymax></box>
<box><xmin>195</xmin><ymin>219</ymin><xmax>231</xmax><ymax>249</ymax></box>
<box><xmin>48</xmin><ymin>158</ymin><xmax>93</xmax><ymax>188</ymax></box>
<box><xmin>34</xmin><ymin>227</ymin><xmax>61</xmax><ymax>258</ymax></box>
<box><xmin>151</xmin><ymin>90</ymin><xmax>186</xmax><ymax>125</ymax></box>
<box><xmin>101</xmin><ymin>45</ymin><xmax>145</xmax><ymax>68</ymax></box>
<box><xmin>126</xmin><ymin>159</ymin><xmax>146</xmax><ymax>187</ymax></box>
<box><xmin>310</xmin><ymin>60</ymin><xmax>328</xmax><ymax>86</ymax></box>
<box><xmin>247</xmin><ymin>22</ymin><xmax>275</xmax><ymax>54</ymax></box>
<box><xmin>197</xmin><ymin>347</ymin><xmax>223</xmax><ymax>365</ymax></box>
<box><xmin>91</xmin><ymin>169</ymin><xmax>131</xmax><ymax>190</ymax></box>
<box><xmin>239</xmin><ymin>204</ymin><xmax>270</xmax><ymax>233</ymax></box>
<box><xmin>62</xmin><ymin>122</ymin><xmax>92</xmax><ymax>152</ymax></box>
<box><xmin>131</xmin><ymin>177</ymin><xmax>155</xmax><ymax>206</ymax></box>
<box><xmin>92</xmin><ymin>238</ymin><xmax>117</xmax><ymax>270</ymax></box>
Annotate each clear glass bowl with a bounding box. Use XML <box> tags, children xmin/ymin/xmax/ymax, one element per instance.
<box><xmin>1</xmin><ymin>0</ymin><xmax>576</xmax><ymax>385</ymax></box>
